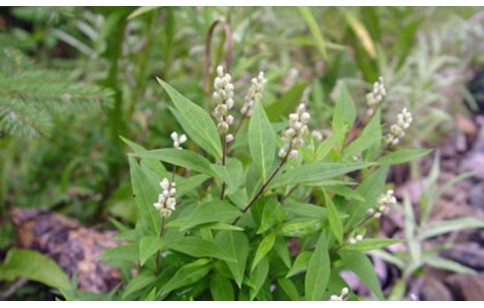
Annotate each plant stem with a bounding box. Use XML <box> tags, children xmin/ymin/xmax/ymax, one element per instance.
<box><xmin>220</xmin><ymin>133</ymin><xmax>227</xmax><ymax>199</ymax></box>
<box><xmin>155</xmin><ymin>216</ymin><xmax>166</xmax><ymax>274</ymax></box>
<box><xmin>233</xmin><ymin>154</ymin><xmax>288</xmax><ymax>224</ymax></box>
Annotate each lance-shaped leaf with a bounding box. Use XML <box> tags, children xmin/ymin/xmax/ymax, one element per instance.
<box><xmin>157</xmin><ymin>78</ymin><xmax>222</xmax><ymax>159</ymax></box>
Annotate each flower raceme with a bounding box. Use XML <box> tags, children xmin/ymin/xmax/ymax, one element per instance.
<box><xmin>366</xmin><ymin>76</ymin><xmax>387</xmax><ymax>116</ymax></box>
<box><xmin>153</xmin><ymin>178</ymin><xmax>177</xmax><ymax>218</ymax></box>
<box><xmin>241</xmin><ymin>71</ymin><xmax>267</xmax><ymax>117</ymax></box>
<box><xmin>212</xmin><ymin>65</ymin><xmax>235</xmax><ymax>143</ymax></box>
<box><xmin>367</xmin><ymin>189</ymin><xmax>397</xmax><ymax>218</ymax></box>
<box><xmin>384</xmin><ymin>108</ymin><xmax>413</xmax><ymax>146</ymax></box>
<box><xmin>279</xmin><ymin>102</ymin><xmax>310</xmax><ymax>160</ymax></box>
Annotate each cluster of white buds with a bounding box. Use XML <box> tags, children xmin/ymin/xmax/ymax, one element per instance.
<box><xmin>367</xmin><ymin>189</ymin><xmax>396</xmax><ymax>218</ymax></box>
<box><xmin>330</xmin><ymin>287</ymin><xmax>349</xmax><ymax>301</ymax></box>
<box><xmin>366</xmin><ymin>76</ymin><xmax>387</xmax><ymax>115</ymax></box>
<box><xmin>212</xmin><ymin>65</ymin><xmax>235</xmax><ymax>143</ymax></box>
<box><xmin>348</xmin><ymin>234</ymin><xmax>364</xmax><ymax>245</ymax></box>
<box><xmin>240</xmin><ymin>71</ymin><xmax>267</xmax><ymax>116</ymax></box>
<box><xmin>311</xmin><ymin>129</ymin><xmax>324</xmax><ymax>142</ymax></box>
<box><xmin>279</xmin><ymin>103</ymin><xmax>310</xmax><ymax>160</ymax></box>
<box><xmin>153</xmin><ymin>178</ymin><xmax>177</xmax><ymax>218</ymax></box>
<box><xmin>170</xmin><ymin>132</ymin><xmax>187</xmax><ymax>150</ymax></box>
<box><xmin>384</xmin><ymin>108</ymin><xmax>413</xmax><ymax>145</ymax></box>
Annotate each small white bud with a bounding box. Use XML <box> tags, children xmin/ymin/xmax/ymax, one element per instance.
<box><xmin>300</xmin><ymin>112</ymin><xmax>310</xmax><ymax>124</ymax></box>
<box><xmin>288</xmin><ymin>149</ymin><xmax>299</xmax><ymax>159</ymax></box>
<box><xmin>225</xmin><ymin>134</ymin><xmax>234</xmax><ymax>143</ymax></box>
<box><xmin>278</xmin><ymin>148</ymin><xmax>287</xmax><ymax>158</ymax></box>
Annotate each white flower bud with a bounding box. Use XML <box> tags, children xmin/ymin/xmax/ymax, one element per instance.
<box><xmin>278</xmin><ymin>148</ymin><xmax>287</xmax><ymax>158</ymax></box>
<box><xmin>225</xmin><ymin>134</ymin><xmax>234</xmax><ymax>143</ymax></box>
<box><xmin>288</xmin><ymin>149</ymin><xmax>299</xmax><ymax>159</ymax></box>
<box><xmin>300</xmin><ymin>112</ymin><xmax>310</xmax><ymax>124</ymax></box>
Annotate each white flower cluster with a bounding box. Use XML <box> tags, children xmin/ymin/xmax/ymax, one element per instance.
<box><xmin>366</xmin><ymin>76</ymin><xmax>387</xmax><ymax>115</ymax></box>
<box><xmin>170</xmin><ymin>132</ymin><xmax>187</xmax><ymax>150</ymax></box>
<box><xmin>348</xmin><ymin>234</ymin><xmax>364</xmax><ymax>245</ymax></box>
<box><xmin>330</xmin><ymin>287</ymin><xmax>349</xmax><ymax>301</ymax></box>
<box><xmin>384</xmin><ymin>108</ymin><xmax>413</xmax><ymax>145</ymax></box>
<box><xmin>278</xmin><ymin>103</ymin><xmax>310</xmax><ymax>160</ymax></box>
<box><xmin>241</xmin><ymin>71</ymin><xmax>267</xmax><ymax>116</ymax></box>
<box><xmin>367</xmin><ymin>189</ymin><xmax>396</xmax><ymax>218</ymax></box>
<box><xmin>153</xmin><ymin>178</ymin><xmax>177</xmax><ymax>218</ymax></box>
<box><xmin>212</xmin><ymin>65</ymin><xmax>235</xmax><ymax>143</ymax></box>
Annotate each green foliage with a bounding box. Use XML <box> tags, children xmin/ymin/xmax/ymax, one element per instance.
<box><xmin>0</xmin><ymin>248</ymin><xmax>70</xmax><ymax>290</ymax></box>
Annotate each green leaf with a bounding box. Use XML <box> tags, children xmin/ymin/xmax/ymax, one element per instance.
<box><xmin>139</xmin><ymin>236</ymin><xmax>165</xmax><ymax>266</ymax></box>
<box><xmin>167</xmin><ymin>200</ymin><xmax>241</xmax><ymax>231</ymax></box>
<box><xmin>122</xmin><ymin>270</ymin><xmax>157</xmax><ymax>299</ymax></box>
<box><xmin>277</xmin><ymin>277</ymin><xmax>300</xmax><ymax>300</ymax></box>
<box><xmin>0</xmin><ymin>248</ymin><xmax>70</xmax><ymax>290</ymax></box>
<box><xmin>298</xmin><ymin>7</ymin><xmax>327</xmax><ymax>60</ymax></box>
<box><xmin>166</xmin><ymin>237</ymin><xmax>235</xmax><ymax>262</ymax></box>
<box><xmin>176</xmin><ymin>174</ymin><xmax>210</xmax><ymax>197</ymax></box>
<box><xmin>341</xmin><ymin>238</ymin><xmax>403</xmax><ymax>252</ymax></box>
<box><xmin>332</xmin><ymin>82</ymin><xmax>357</xmax><ymax>132</ymax></box>
<box><xmin>210</xmin><ymin>273</ymin><xmax>235</xmax><ymax>300</ymax></box>
<box><xmin>248</xmin><ymin>101</ymin><xmax>277</xmax><ymax>182</ymax></box>
<box><xmin>251</xmin><ymin>232</ymin><xmax>277</xmax><ymax>272</ymax></box>
<box><xmin>265</xmin><ymin>83</ymin><xmax>308</xmax><ymax>122</ymax></box>
<box><xmin>421</xmin><ymin>218</ymin><xmax>484</xmax><ymax>240</ymax></box>
<box><xmin>305</xmin><ymin>230</ymin><xmax>330</xmax><ymax>301</ymax></box>
<box><xmin>249</xmin><ymin>256</ymin><xmax>269</xmax><ymax>300</ymax></box>
<box><xmin>128</xmin><ymin>156</ymin><xmax>160</xmax><ymax>236</ymax></box>
<box><xmin>121</xmin><ymin>136</ymin><xmax>168</xmax><ymax>177</ymax></box>
<box><xmin>274</xmin><ymin>236</ymin><xmax>291</xmax><ymax>269</ymax></box>
<box><xmin>271</xmin><ymin>162</ymin><xmax>372</xmax><ymax>188</ymax></box>
<box><xmin>286</xmin><ymin>251</ymin><xmax>312</xmax><ymax>278</ymax></box>
<box><xmin>159</xmin><ymin>259</ymin><xmax>211</xmax><ymax>297</ymax></box>
<box><xmin>214</xmin><ymin>231</ymin><xmax>249</xmax><ymax>288</ymax></box>
<box><xmin>134</xmin><ymin>148</ymin><xmax>216</xmax><ymax>176</ymax></box>
<box><xmin>423</xmin><ymin>255</ymin><xmax>476</xmax><ymax>275</ymax></box>
<box><xmin>282</xmin><ymin>202</ymin><xmax>328</xmax><ymax>219</ymax></box>
<box><xmin>211</xmin><ymin>157</ymin><xmax>245</xmax><ymax>195</ymax></box>
<box><xmin>339</xmin><ymin>250</ymin><xmax>384</xmax><ymax>300</ymax></box>
<box><xmin>157</xmin><ymin>78</ymin><xmax>222</xmax><ymax>159</ymax></box>
<box><xmin>378</xmin><ymin>149</ymin><xmax>432</xmax><ymax>165</ymax></box>
<box><xmin>100</xmin><ymin>244</ymin><xmax>138</xmax><ymax>262</ymax></box>
<box><xmin>279</xmin><ymin>219</ymin><xmax>323</xmax><ymax>238</ymax></box>
<box><xmin>325</xmin><ymin>192</ymin><xmax>343</xmax><ymax>245</ymax></box>
<box><xmin>325</xmin><ymin>185</ymin><xmax>365</xmax><ymax>202</ymax></box>
<box><xmin>258</xmin><ymin>198</ymin><xmax>285</xmax><ymax>234</ymax></box>
<box><xmin>343</xmin><ymin>109</ymin><xmax>381</xmax><ymax>160</ymax></box>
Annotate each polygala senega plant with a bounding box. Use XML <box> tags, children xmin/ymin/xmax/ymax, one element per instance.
<box><xmin>106</xmin><ymin>71</ymin><xmax>432</xmax><ymax>301</ymax></box>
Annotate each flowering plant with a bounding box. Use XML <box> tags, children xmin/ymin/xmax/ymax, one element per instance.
<box><xmin>103</xmin><ymin>69</ymin><xmax>430</xmax><ymax>301</ymax></box>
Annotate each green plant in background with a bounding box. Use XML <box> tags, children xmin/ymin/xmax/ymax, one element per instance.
<box><xmin>90</xmin><ymin>67</ymin><xmax>432</xmax><ymax>301</ymax></box>
<box><xmin>371</xmin><ymin>154</ymin><xmax>484</xmax><ymax>300</ymax></box>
